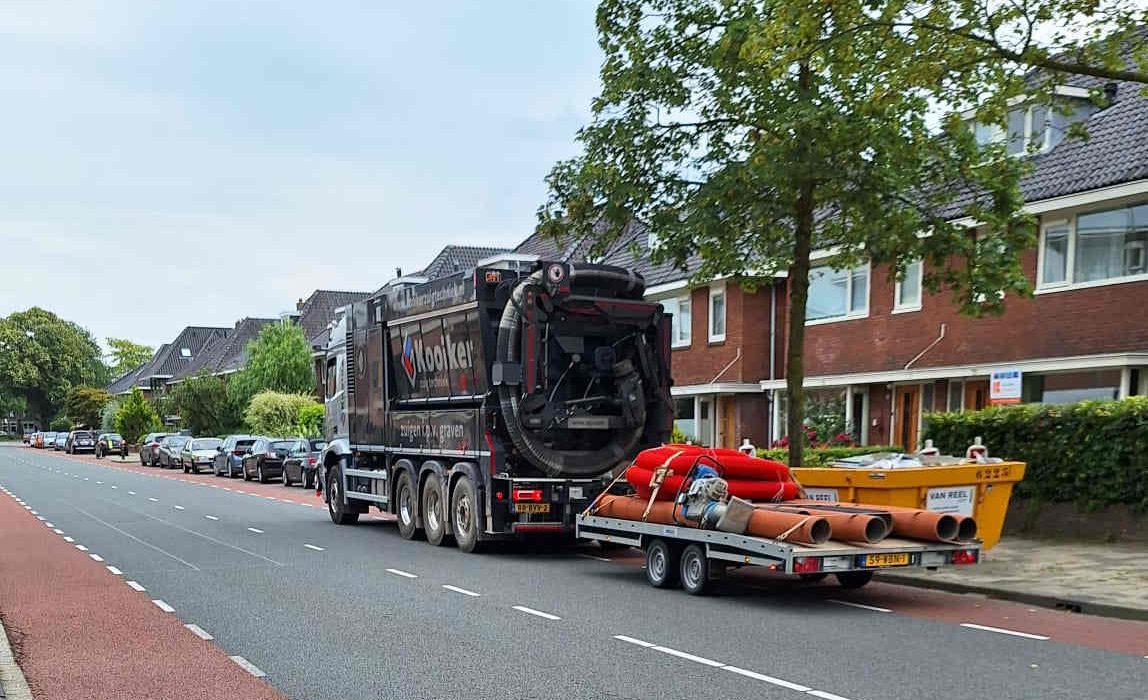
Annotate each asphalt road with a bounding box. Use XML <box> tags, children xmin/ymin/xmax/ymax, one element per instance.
<box><xmin>2</xmin><ymin>445</ymin><xmax>1145</xmax><ymax>700</ymax></box>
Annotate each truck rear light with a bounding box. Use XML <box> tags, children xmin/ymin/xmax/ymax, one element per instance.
<box><xmin>951</xmin><ymin>549</ymin><xmax>978</xmax><ymax>565</ymax></box>
<box><xmin>793</xmin><ymin>557</ymin><xmax>821</xmax><ymax>573</ymax></box>
<box><xmin>512</xmin><ymin>489</ymin><xmax>543</xmax><ymax>502</ymax></box>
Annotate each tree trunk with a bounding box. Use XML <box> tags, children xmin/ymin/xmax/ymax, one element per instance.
<box><xmin>785</xmin><ymin>183</ymin><xmax>815</xmax><ymax>468</ymax></box>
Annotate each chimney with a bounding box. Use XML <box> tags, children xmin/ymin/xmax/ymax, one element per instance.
<box><xmin>395</xmin><ymin>266</ymin><xmax>403</xmax><ymax>278</ymax></box>
<box><xmin>296</xmin><ymin>298</ymin><xmax>304</xmax><ymax>311</ymax></box>
<box><xmin>1103</xmin><ymin>82</ymin><xmax>1119</xmax><ymax>105</ymax></box>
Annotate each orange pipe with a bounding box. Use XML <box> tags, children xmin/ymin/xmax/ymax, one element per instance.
<box><xmin>786</xmin><ymin>500</ymin><xmax>967</xmax><ymax>543</ymax></box>
<box><xmin>592</xmin><ymin>495</ymin><xmax>831</xmax><ymax>545</ymax></box>
<box><xmin>953</xmin><ymin>515</ymin><xmax>978</xmax><ymax>541</ymax></box>
<box><xmin>762</xmin><ymin>505</ymin><xmax>889</xmax><ymax>544</ymax></box>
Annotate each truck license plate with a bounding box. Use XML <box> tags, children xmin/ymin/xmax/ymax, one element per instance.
<box><xmin>512</xmin><ymin>503</ymin><xmax>551</xmax><ymax>514</ymax></box>
<box><xmin>864</xmin><ymin>553</ymin><xmax>910</xmax><ymax>568</ymax></box>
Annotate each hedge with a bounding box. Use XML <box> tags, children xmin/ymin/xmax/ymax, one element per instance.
<box><xmin>757</xmin><ymin>445</ymin><xmax>903</xmax><ymax>466</ymax></box>
<box><xmin>924</xmin><ymin>397</ymin><xmax>1148</xmax><ymax>510</ymax></box>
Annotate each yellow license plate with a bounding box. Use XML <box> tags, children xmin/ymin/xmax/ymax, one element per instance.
<box><xmin>513</xmin><ymin>503</ymin><xmax>551</xmax><ymax>514</ymax></box>
<box><xmin>865</xmin><ymin>553</ymin><xmax>910</xmax><ymax>568</ymax></box>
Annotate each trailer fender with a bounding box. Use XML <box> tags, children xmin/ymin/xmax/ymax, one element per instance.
<box><xmin>417</xmin><ymin>461</ymin><xmax>448</xmax><ymax>530</ymax></box>
<box><xmin>446</xmin><ymin>462</ymin><xmax>484</xmax><ymax>537</ymax></box>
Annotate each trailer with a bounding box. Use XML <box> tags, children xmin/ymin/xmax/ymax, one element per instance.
<box><xmin>576</xmin><ymin>513</ymin><xmax>982</xmax><ymax>594</ymax></box>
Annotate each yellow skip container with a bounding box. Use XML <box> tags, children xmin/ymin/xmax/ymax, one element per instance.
<box><xmin>790</xmin><ymin>461</ymin><xmax>1026</xmax><ymax>549</ymax></box>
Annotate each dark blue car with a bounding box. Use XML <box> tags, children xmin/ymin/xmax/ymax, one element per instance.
<box><xmin>213</xmin><ymin>435</ymin><xmax>259</xmax><ymax>478</ymax></box>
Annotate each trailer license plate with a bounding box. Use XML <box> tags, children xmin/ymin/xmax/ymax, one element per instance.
<box><xmin>864</xmin><ymin>553</ymin><xmax>910</xmax><ymax>568</ymax></box>
<box><xmin>513</xmin><ymin>503</ymin><xmax>551</xmax><ymax>514</ymax></box>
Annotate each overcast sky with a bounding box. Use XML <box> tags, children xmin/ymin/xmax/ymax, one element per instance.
<box><xmin>0</xmin><ymin>1</ymin><xmax>601</xmax><ymax>350</ymax></box>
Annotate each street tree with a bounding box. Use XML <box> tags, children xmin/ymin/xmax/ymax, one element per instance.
<box><xmin>65</xmin><ymin>387</ymin><xmax>111</xmax><ymax>428</ymax></box>
<box><xmin>170</xmin><ymin>372</ymin><xmax>241</xmax><ymax>436</ymax></box>
<box><xmin>106</xmin><ymin>337</ymin><xmax>154</xmax><ymax>377</ymax></box>
<box><xmin>244</xmin><ymin>391</ymin><xmax>320</xmax><ymax>437</ymax></box>
<box><xmin>227</xmin><ymin>322</ymin><xmax>314</xmax><ymax>411</ymax></box>
<box><xmin>0</xmin><ymin>308</ymin><xmax>108</xmax><ymax>426</ymax></box>
<box><xmin>539</xmin><ymin>0</ymin><xmax>1146</xmax><ymax>466</ymax></box>
<box><xmin>114</xmin><ymin>387</ymin><xmax>162</xmax><ymax>444</ymax></box>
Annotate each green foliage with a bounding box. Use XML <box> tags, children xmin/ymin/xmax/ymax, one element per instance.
<box><xmin>244</xmin><ymin>391</ymin><xmax>320</xmax><ymax>437</ymax></box>
<box><xmin>925</xmin><ymin>398</ymin><xmax>1148</xmax><ymax>510</ymax></box>
<box><xmin>296</xmin><ymin>403</ymin><xmax>324</xmax><ymax>437</ymax></box>
<box><xmin>670</xmin><ymin>424</ymin><xmax>690</xmax><ymax>444</ymax></box>
<box><xmin>805</xmin><ymin>392</ymin><xmax>847</xmax><ymax>445</ymax></box>
<box><xmin>65</xmin><ymin>386</ymin><xmax>110</xmax><ymax>428</ymax></box>
<box><xmin>757</xmin><ymin>445</ymin><xmax>904</xmax><ymax>466</ymax></box>
<box><xmin>49</xmin><ymin>416</ymin><xmax>72</xmax><ymax>432</ymax></box>
<box><xmin>0</xmin><ymin>307</ymin><xmax>108</xmax><ymax>425</ymax></box>
<box><xmin>227</xmin><ymin>323</ymin><xmax>314</xmax><ymax>411</ymax></box>
<box><xmin>114</xmin><ymin>387</ymin><xmax>162</xmax><ymax>444</ymax></box>
<box><xmin>106</xmin><ymin>337</ymin><xmax>154</xmax><ymax>377</ymax></box>
<box><xmin>101</xmin><ymin>399</ymin><xmax>121</xmax><ymax>432</ymax></box>
<box><xmin>170</xmin><ymin>372</ymin><xmax>242</xmax><ymax>437</ymax></box>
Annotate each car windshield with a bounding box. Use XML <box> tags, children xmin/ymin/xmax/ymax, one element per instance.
<box><xmin>191</xmin><ymin>438</ymin><xmax>222</xmax><ymax>450</ymax></box>
<box><xmin>270</xmin><ymin>440</ymin><xmax>297</xmax><ymax>451</ymax></box>
<box><xmin>104</xmin><ymin>434</ymin><xmax>123</xmax><ymax>441</ymax></box>
<box><xmin>235</xmin><ymin>439</ymin><xmax>256</xmax><ymax>448</ymax></box>
<box><xmin>167</xmin><ymin>437</ymin><xmax>188</xmax><ymax>447</ymax></box>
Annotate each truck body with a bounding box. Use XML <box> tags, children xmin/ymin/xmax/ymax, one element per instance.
<box><xmin>320</xmin><ymin>257</ymin><xmax>673</xmax><ymax>550</ymax></box>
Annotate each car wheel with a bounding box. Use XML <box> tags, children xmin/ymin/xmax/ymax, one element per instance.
<box><xmin>242</xmin><ymin>463</ymin><xmax>250</xmax><ymax>481</ymax></box>
<box><xmin>451</xmin><ymin>475</ymin><xmax>481</xmax><ymax>553</ymax></box>
<box><xmin>282</xmin><ymin>467</ymin><xmax>292</xmax><ymax>487</ymax></box>
<box><xmin>182</xmin><ymin>460</ymin><xmax>189</xmax><ymax>474</ymax></box>
<box><xmin>394</xmin><ymin>471</ymin><xmax>420</xmax><ymax>540</ymax></box>
<box><xmin>326</xmin><ymin>462</ymin><xmax>359</xmax><ymax>525</ymax></box>
<box><xmin>257</xmin><ymin>462</ymin><xmax>267</xmax><ymax>483</ymax></box>
<box><xmin>835</xmin><ymin>571</ymin><xmax>874</xmax><ymax>589</ymax></box>
<box><xmin>422</xmin><ymin>476</ymin><xmax>447</xmax><ymax>546</ymax></box>
<box><xmin>645</xmin><ymin>539</ymin><xmax>681</xmax><ymax>589</ymax></box>
<box><xmin>302</xmin><ymin>470</ymin><xmax>313</xmax><ymax>491</ymax></box>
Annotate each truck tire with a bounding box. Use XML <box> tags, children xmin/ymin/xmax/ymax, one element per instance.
<box><xmin>421</xmin><ymin>476</ymin><xmax>448</xmax><ymax>546</ymax></box>
<box><xmin>394</xmin><ymin>471</ymin><xmax>420</xmax><ymax>540</ymax></box>
<box><xmin>327</xmin><ymin>463</ymin><xmax>359</xmax><ymax>525</ymax></box>
<box><xmin>835</xmin><ymin>571</ymin><xmax>874</xmax><ymax>589</ymax></box>
<box><xmin>645</xmin><ymin>539</ymin><xmax>680</xmax><ymax>589</ymax></box>
<box><xmin>679</xmin><ymin>544</ymin><xmax>712</xmax><ymax>595</ymax></box>
<box><xmin>451</xmin><ymin>475</ymin><xmax>481</xmax><ymax>553</ymax></box>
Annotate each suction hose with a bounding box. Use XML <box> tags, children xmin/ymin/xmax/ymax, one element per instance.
<box><xmin>496</xmin><ymin>268</ymin><xmax>645</xmax><ymax>477</ymax></box>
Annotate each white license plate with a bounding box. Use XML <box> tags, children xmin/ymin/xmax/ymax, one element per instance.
<box><xmin>569</xmin><ymin>486</ymin><xmax>584</xmax><ymax>499</ymax></box>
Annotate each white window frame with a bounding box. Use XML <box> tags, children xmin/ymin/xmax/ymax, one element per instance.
<box><xmin>708</xmin><ymin>283</ymin><xmax>726</xmax><ymax>343</ymax></box>
<box><xmin>805</xmin><ymin>263</ymin><xmax>871</xmax><ymax>326</ymax></box>
<box><xmin>1035</xmin><ymin>204</ymin><xmax>1148</xmax><ymax>295</ymax></box>
<box><xmin>669</xmin><ymin>295</ymin><xmax>692</xmax><ymax>348</ymax></box>
<box><xmin>892</xmin><ymin>259</ymin><xmax>923</xmax><ymax>314</ymax></box>
<box><xmin>1036</xmin><ymin>218</ymin><xmax>1073</xmax><ymax>289</ymax></box>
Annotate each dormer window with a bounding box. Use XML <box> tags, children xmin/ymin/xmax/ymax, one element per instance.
<box><xmin>967</xmin><ymin>86</ymin><xmax>1099</xmax><ymax>156</ymax></box>
<box><xmin>180</xmin><ymin>348</ymin><xmax>192</xmax><ymax>358</ymax></box>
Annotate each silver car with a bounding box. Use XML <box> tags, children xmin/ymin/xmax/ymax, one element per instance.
<box><xmin>179</xmin><ymin>437</ymin><xmax>223</xmax><ymax>474</ymax></box>
<box><xmin>53</xmin><ymin>433</ymin><xmax>68</xmax><ymax>450</ymax></box>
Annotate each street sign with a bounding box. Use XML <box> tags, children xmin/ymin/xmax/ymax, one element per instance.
<box><xmin>989</xmin><ymin>368</ymin><xmax>1022</xmax><ymax>405</ymax></box>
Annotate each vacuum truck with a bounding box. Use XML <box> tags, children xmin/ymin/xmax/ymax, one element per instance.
<box><xmin>319</xmin><ymin>256</ymin><xmax>674</xmax><ymax>551</ymax></box>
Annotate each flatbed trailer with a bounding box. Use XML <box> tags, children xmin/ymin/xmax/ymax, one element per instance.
<box><xmin>576</xmin><ymin>513</ymin><xmax>982</xmax><ymax>594</ymax></box>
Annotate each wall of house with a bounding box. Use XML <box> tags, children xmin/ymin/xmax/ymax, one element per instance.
<box><xmin>669</xmin><ymin>284</ymin><xmax>775</xmax><ymax>385</ymax></box>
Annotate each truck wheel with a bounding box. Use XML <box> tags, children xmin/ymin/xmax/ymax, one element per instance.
<box><xmin>645</xmin><ymin>539</ymin><xmax>680</xmax><ymax>589</ymax></box>
<box><xmin>679</xmin><ymin>544</ymin><xmax>712</xmax><ymax>595</ymax></box>
<box><xmin>394</xmin><ymin>471</ymin><xmax>420</xmax><ymax>540</ymax></box>
<box><xmin>451</xmin><ymin>476</ymin><xmax>481</xmax><ymax>553</ymax></box>
<box><xmin>835</xmin><ymin>571</ymin><xmax>874</xmax><ymax>589</ymax></box>
<box><xmin>422</xmin><ymin>476</ymin><xmax>448</xmax><ymax>546</ymax></box>
<box><xmin>327</xmin><ymin>463</ymin><xmax>359</xmax><ymax>525</ymax></box>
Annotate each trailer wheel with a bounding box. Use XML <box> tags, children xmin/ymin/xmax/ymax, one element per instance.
<box><xmin>422</xmin><ymin>476</ymin><xmax>448</xmax><ymax>546</ymax></box>
<box><xmin>835</xmin><ymin>571</ymin><xmax>874</xmax><ymax>589</ymax></box>
<box><xmin>451</xmin><ymin>475</ymin><xmax>481</xmax><ymax>553</ymax></box>
<box><xmin>679</xmin><ymin>544</ymin><xmax>712</xmax><ymax>596</ymax></box>
<box><xmin>326</xmin><ymin>463</ymin><xmax>359</xmax><ymax>525</ymax></box>
<box><xmin>799</xmin><ymin>573</ymin><xmax>828</xmax><ymax>583</ymax></box>
<box><xmin>394</xmin><ymin>471</ymin><xmax>421</xmax><ymax>540</ymax></box>
<box><xmin>645</xmin><ymin>539</ymin><xmax>680</xmax><ymax>589</ymax></box>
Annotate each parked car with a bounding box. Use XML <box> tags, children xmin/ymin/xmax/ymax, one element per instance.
<box><xmin>95</xmin><ymin>433</ymin><xmax>125</xmax><ymax>458</ymax></box>
<box><xmin>22</xmin><ymin>431</ymin><xmax>35</xmax><ymax>445</ymax></box>
<box><xmin>139</xmin><ymin>433</ymin><xmax>171</xmax><ymax>466</ymax></box>
<box><xmin>156</xmin><ymin>435</ymin><xmax>189</xmax><ymax>469</ymax></box>
<box><xmin>66</xmin><ymin>429</ymin><xmax>98</xmax><ymax>454</ymax></box>
<box><xmin>28</xmin><ymin>432</ymin><xmax>41</xmax><ymax>447</ymax></box>
<box><xmin>35</xmin><ymin>432</ymin><xmax>56</xmax><ymax>448</ymax></box>
<box><xmin>178</xmin><ymin>437</ymin><xmax>223</xmax><ymax>474</ymax></box>
<box><xmin>282</xmin><ymin>438</ymin><xmax>327</xmax><ymax>489</ymax></box>
<box><xmin>53</xmin><ymin>433</ymin><xmax>68</xmax><ymax>450</ymax></box>
<box><xmin>212</xmin><ymin>435</ymin><xmax>258</xmax><ymax>478</ymax></box>
<box><xmin>241</xmin><ymin>437</ymin><xmax>295</xmax><ymax>483</ymax></box>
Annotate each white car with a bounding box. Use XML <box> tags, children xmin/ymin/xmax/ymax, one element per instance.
<box><xmin>179</xmin><ymin>437</ymin><xmax>224</xmax><ymax>474</ymax></box>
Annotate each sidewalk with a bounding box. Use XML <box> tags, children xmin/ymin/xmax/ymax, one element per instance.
<box><xmin>880</xmin><ymin>536</ymin><xmax>1148</xmax><ymax>620</ymax></box>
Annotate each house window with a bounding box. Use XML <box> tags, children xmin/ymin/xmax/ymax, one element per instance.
<box><xmin>673</xmin><ymin>397</ymin><xmax>696</xmax><ymax>441</ymax></box>
<box><xmin>806</xmin><ymin>264</ymin><xmax>869</xmax><ymax>322</ymax></box>
<box><xmin>708</xmin><ymin>285</ymin><xmax>726</xmax><ymax>342</ymax></box>
<box><xmin>669</xmin><ymin>296</ymin><xmax>691</xmax><ymax>348</ymax></box>
<box><xmin>1038</xmin><ymin>203</ymin><xmax>1148</xmax><ymax>288</ymax></box>
<box><xmin>893</xmin><ymin>259</ymin><xmax>923</xmax><ymax>312</ymax></box>
<box><xmin>947</xmin><ymin>381</ymin><xmax>963</xmax><ymax>412</ymax></box>
<box><xmin>179</xmin><ymin>348</ymin><xmax>191</xmax><ymax>358</ymax></box>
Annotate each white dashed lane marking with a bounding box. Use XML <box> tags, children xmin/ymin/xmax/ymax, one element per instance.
<box><xmin>148</xmin><ymin>497</ymin><xmax>158</xmax><ymax>502</ymax></box>
<box><xmin>152</xmin><ymin>599</ymin><xmax>175</xmax><ymax>613</ymax></box>
<box><xmin>303</xmin><ymin>544</ymin><xmax>324</xmax><ymax>551</ymax></box>
<box><xmin>960</xmin><ymin>623</ymin><xmax>1050</xmax><ymax>641</ymax></box>
<box><xmin>512</xmin><ymin>605</ymin><xmax>561</xmax><ymax>621</ymax></box>
<box><xmin>89</xmin><ymin>553</ymin><xmax>104</xmax><ymax>562</ymax></box>
<box><xmin>442</xmin><ymin>584</ymin><xmax>481</xmax><ymax>597</ymax></box>
<box><xmin>126</xmin><ymin>581</ymin><xmax>146</xmax><ymax>592</ymax></box>
<box><xmin>174</xmin><ymin>505</ymin><xmax>185</xmax><ymax>510</ymax></box>
<box><xmin>204</xmin><ymin>515</ymin><xmax>219</xmax><ymax>520</ymax></box>
<box><xmin>75</xmin><ymin>544</ymin><xmax>89</xmax><ymax>552</ymax></box>
<box><xmin>63</xmin><ymin>536</ymin><xmax>75</xmax><ymax>543</ymax></box>
<box><xmin>185</xmin><ymin>624</ymin><xmax>214</xmax><ymax>640</ymax></box>
<box><xmin>247</xmin><ymin>527</ymin><xmax>264</xmax><ymax>534</ymax></box>
<box><xmin>106</xmin><ymin>566</ymin><xmax>123</xmax><ymax>575</ymax></box>
<box><xmin>230</xmin><ymin>655</ymin><xmax>266</xmax><ymax>678</ymax></box>
<box><xmin>386</xmin><ymin>568</ymin><xmax>418</xmax><ymax>579</ymax></box>
<box><xmin>827</xmin><ymin>599</ymin><xmax>892</xmax><ymax>613</ymax></box>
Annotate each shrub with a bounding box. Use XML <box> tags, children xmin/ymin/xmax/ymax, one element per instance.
<box><xmin>101</xmin><ymin>398</ymin><xmax>121</xmax><ymax>432</ymax></box>
<box><xmin>49</xmin><ymin>416</ymin><xmax>72</xmax><ymax>431</ymax></box>
<box><xmin>757</xmin><ymin>445</ymin><xmax>904</xmax><ymax>466</ymax></box>
<box><xmin>924</xmin><ymin>397</ymin><xmax>1148</xmax><ymax>510</ymax></box>
<box><xmin>115</xmin><ymin>387</ymin><xmax>162</xmax><ymax>444</ymax></box>
<box><xmin>244</xmin><ymin>391</ymin><xmax>321</xmax><ymax>437</ymax></box>
<box><xmin>170</xmin><ymin>372</ymin><xmax>242</xmax><ymax>436</ymax></box>
<box><xmin>296</xmin><ymin>403</ymin><xmax>324</xmax><ymax>437</ymax></box>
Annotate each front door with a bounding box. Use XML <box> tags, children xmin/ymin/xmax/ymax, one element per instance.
<box><xmin>964</xmin><ymin>380</ymin><xmax>989</xmax><ymax>412</ymax></box>
<box><xmin>893</xmin><ymin>385</ymin><xmax>921</xmax><ymax>451</ymax></box>
<box><xmin>718</xmin><ymin>396</ymin><xmax>736</xmax><ymax>449</ymax></box>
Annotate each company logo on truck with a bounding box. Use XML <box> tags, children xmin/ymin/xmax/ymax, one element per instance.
<box><xmin>401</xmin><ymin>332</ymin><xmax>475</xmax><ymax>388</ymax></box>
<box><xmin>402</xmin><ymin>336</ymin><xmax>418</xmax><ymax>384</ymax></box>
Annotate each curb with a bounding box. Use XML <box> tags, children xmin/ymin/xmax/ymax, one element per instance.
<box><xmin>0</xmin><ymin>617</ymin><xmax>34</xmax><ymax>700</ymax></box>
<box><xmin>877</xmin><ymin>572</ymin><xmax>1148</xmax><ymax>623</ymax></box>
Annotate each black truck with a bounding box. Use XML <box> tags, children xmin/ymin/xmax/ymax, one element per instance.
<box><xmin>320</xmin><ymin>257</ymin><xmax>673</xmax><ymax>551</ymax></box>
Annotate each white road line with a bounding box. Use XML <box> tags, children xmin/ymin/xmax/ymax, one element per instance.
<box><xmin>35</xmin><ymin>516</ymin><xmax>45</xmax><ymax>521</ymax></box>
<box><xmin>126</xmin><ymin>581</ymin><xmax>146</xmax><ymax>592</ymax></box>
<box><xmin>29</xmin><ymin>509</ymin><xmax>37</xmax><ymax>514</ymax></box>
<box><xmin>111</xmin><ymin>485</ymin><xmax>118</xmax><ymax>489</ymax></box>
<box><xmin>577</xmin><ymin>553</ymin><xmax>612</xmax><ymax>562</ymax></box>
<box><xmin>229</xmin><ymin>655</ymin><xmax>266</xmax><ymax>678</ymax></box>
<box><xmin>512</xmin><ymin>605</ymin><xmax>561</xmax><ymax>621</ymax></box>
<box><xmin>148</xmin><ymin>497</ymin><xmax>158</xmax><ymax>502</ymax></box>
<box><xmin>184</xmin><ymin>623</ymin><xmax>214</xmax><ymax>640</ymax></box>
<box><xmin>247</xmin><ymin>527</ymin><xmax>264</xmax><ymax>534</ymax></box>
<box><xmin>960</xmin><ymin>623</ymin><xmax>1049</xmax><ymax>641</ymax></box>
<box><xmin>44</xmin><ymin>521</ymin><xmax>54</xmax><ymax>527</ymax></box>
<box><xmin>174</xmin><ymin>505</ymin><xmax>185</xmax><ymax>510</ymax></box>
<box><xmin>96</xmin><ymin>481</ymin><xmax>102</xmax><ymax>484</ymax></box>
<box><xmin>613</xmin><ymin>635</ymin><xmax>656</xmax><ymax>648</ymax></box>
<box><xmin>204</xmin><ymin>514</ymin><xmax>219</xmax><ymax>520</ymax></box>
<box><xmin>235</xmin><ymin>490</ymin><xmax>246</xmax><ymax>494</ymax></box>
<box><xmin>723</xmin><ymin>666</ymin><xmax>811</xmax><ymax>692</ymax></box>
<box><xmin>128</xmin><ymin>491</ymin><xmax>136</xmax><ymax>495</ymax></box>
<box><xmin>63</xmin><ymin>536</ymin><xmax>75</xmax><ymax>542</ymax></box>
<box><xmin>89</xmin><ymin>553</ymin><xmax>104</xmax><ymax>562</ymax></box>
<box><xmin>806</xmin><ymin>691</ymin><xmax>855</xmax><ymax>700</ymax></box>
<box><xmin>106</xmin><ymin>566</ymin><xmax>123</xmax><ymax>575</ymax></box>
<box><xmin>442</xmin><ymin>584</ymin><xmax>481</xmax><ymax>597</ymax></box>
<box><xmin>304</xmin><ymin>543</ymin><xmax>324</xmax><ymax>551</ymax></box>
<box><xmin>651</xmin><ymin>645</ymin><xmax>723</xmax><ymax>667</ymax></box>
<box><xmin>53</xmin><ymin>528</ymin><xmax>64</xmax><ymax>534</ymax></box>
<box><xmin>152</xmin><ymin>599</ymin><xmax>175</xmax><ymax>613</ymax></box>
<box><xmin>75</xmin><ymin>544</ymin><xmax>89</xmax><ymax>552</ymax></box>
<box><xmin>827</xmin><ymin>599</ymin><xmax>892</xmax><ymax>613</ymax></box>
<box><xmin>386</xmin><ymin>568</ymin><xmax>418</xmax><ymax>579</ymax></box>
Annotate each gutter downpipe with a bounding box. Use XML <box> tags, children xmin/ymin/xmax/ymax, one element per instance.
<box><xmin>768</xmin><ymin>283</ymin><xmax>778</xmax><ymax>444</ymax></box>
<box><xmin>904</xmin><ymin>323</ymin><xmax>947</xmax><ymax>370</ymax></box>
